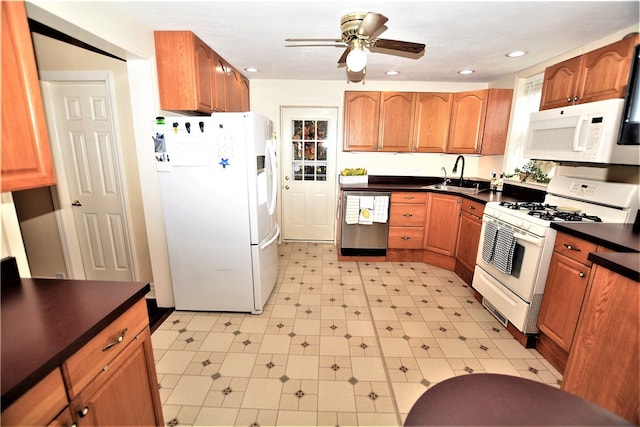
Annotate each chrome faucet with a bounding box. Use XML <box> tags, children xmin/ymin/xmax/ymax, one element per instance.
<box><xmin>441</xmin><ymin>167</ymin><xmax>450</xmax><ymax>185</ymax></box>
<box><xmin>452</xmin><ymin>155</ymin><xmax>465</xmax><ymax>186</ymax></box>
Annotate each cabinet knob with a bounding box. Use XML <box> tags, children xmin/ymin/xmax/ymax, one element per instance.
<box><xmin>456</xmin><ymin>199</ymin><xmax>461</xmax><ymax>203</ymax></box>
<box><xmin>579</xmin><ymin>271</ymin><xmax>585</xmax><ymax>278</ymax></box>
<box><xmin>402</xmin><ymin>213</ymin><xmax>413</xmax><ymax>217</ymax></box>
<box><xmin>574</xmin><ymin>96</ymin><xmax>579</xmax><ymax>102</ymax></box>
<box><xmin>567</xmin><ymin>97</ymin><xmax>573</xmax><ymax>102</ymax></box>
<box><xmin>401</xmin><ymin>236</ymin><xmax>411</xmax><ymax>240</ymax></box>
<box><xmin>468</xmin><ymin>205</ymin><xmax>476</xmax><ymax>210</ymax></box>
<box><xmin>79</xmin><ymin>406</ymin><xmax>89</xmax><ymax>417</ymax></box>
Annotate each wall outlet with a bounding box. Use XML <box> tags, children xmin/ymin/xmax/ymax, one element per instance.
<box><xmin>56</xmin><ymin>272</ymin><xmax>66</xmax><ymax>279</ymax></box>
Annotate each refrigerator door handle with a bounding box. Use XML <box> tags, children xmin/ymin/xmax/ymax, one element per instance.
<box><xmin>260</xmin><ymin>224</ymin><xmax>280</xmax><ymax>250</ymax></box>
<box><xmin>266</xmin><ymin>140</ymin><xmax>278</xmax><ymax>216</ymax></box>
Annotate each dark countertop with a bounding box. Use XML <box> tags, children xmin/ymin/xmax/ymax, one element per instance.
<box><xmin>588</xmin><ymin>252</ymin><xmax>640</xmax><ymax>282</ymax></box>
<box><xmin>1</xmin><ymin>277</ymin><xmax>150</xmax><ymax>410</ymax></box>
<box><xmin>340</xmin><ymin>175</ymin><xmax>547</xmax><ymax>205</ymax></box>
<box><xmin>551</xmin><ymin>222</ymin><xmax>640</xmax><ymax>283</ymax></box>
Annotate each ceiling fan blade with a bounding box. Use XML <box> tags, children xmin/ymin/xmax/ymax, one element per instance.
<box><xmin>286</xmin><ymin>44</ymin><xmax>346</xmax><ymax>48</ymax></box>
<box><xmin>373</xmin><ymin>38</ymin><xmax>425</xmax><ymax>54</ymax></box>
<box><xmin>337</xmin><ymin>46</ymin><xmax>351</xmax><ymax>64</ymax></box>
<box><xmin>357</xmin><ymin>12</ymin><xmax>388</xmax><ymax>37</ymax></box>
<box><xmin>285</xmin><ymin>38</ymin><xmax>342</xmax><ymax>43</ymax></box>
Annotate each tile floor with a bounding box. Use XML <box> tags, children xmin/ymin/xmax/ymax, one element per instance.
<box><xmin>151</xmin><ymin>242</ymin><xmax>562</xmax><ymax>426</ymax></box>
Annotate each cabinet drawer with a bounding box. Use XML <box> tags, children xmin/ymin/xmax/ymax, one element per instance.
<box><xmin>62</xmin><ymin>298</ymin><xmax>148</xmax><ymax>398</ymax></box>
<box><xmin>389</xmin><ymin>226</ymin><xmax>424</xmax><ymax>248</ymax></box>
<box><xmin>2</xmin><ymin>368</ymin><xmax>68</xmax><ymax>426</ymax></box>
<box><xmin>391</xmin><ymin>192</ymin><xmax>427</xmax><ymax>204</ymax></box>
<box><xmin>553</xmin><ymin>231</ymin><xmax>597</xmax><ymax>266</ymax></box>
<box><xmin>460</xmin><ymin>198</ymin><xmax>484</xmax><ymax>217</ymax></box>
<box><xmin>390</xmin><ymin>203</ymin><xmax>426</xmax><ymax>226</ymax></box>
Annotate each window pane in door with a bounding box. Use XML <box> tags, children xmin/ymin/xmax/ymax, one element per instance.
<box><xmin>289</xmin><ymin>119</ymin><xmax>329</xmax><ymax>182</ymax></box>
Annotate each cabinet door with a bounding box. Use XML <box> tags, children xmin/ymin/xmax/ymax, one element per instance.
<box><xmin>226</xmin><ymin>67</ymin><xmax>241</xmax><ymax>112</ymax></box>
<box><xmin>537</xmin><ymin>253</ymin><xmax>590</xmax><ymax>353</ymax></box>
<box><xmin>424</xmin><ymin>193</ymin><xmax>461</xmax><ymax>256</ymax></box>
<box><xmin>239</xmin><ymin>77</ymin><xmax>250</xmax><ymax>112</ymax></box>
<box><xmin>343</xmin><ymin>91</ymin><xmax>380</xmax><ymax>151</ymax></box>
<box><xmin>578</xmin><ymin>36</ymin><xmax>638</xmax><ymax>105</ymax></box>
<box><xmin>212</xmin><ymin>54</ymin><xmax>227</xmax><ymax>112</ymax></box>
<box><xmin>378</xmin><ymin>92</ymin><xmax>415</xmax><ymax>152</ymax></box>
<box><xmin>454</xmin><ymin>211</ymin><xmax>482</xmax><ymax>271</ymax></box>
<box><xmin>539</xmin><ymin>56</ymin><xmax>583</xmax><ymax>110</ymax></box>
<box><xmin>447</xmin><ymin>90</ymin><xmax>487</xmax><ymax>154</ymax></box>
<box><xmin>412</xmin><ymin>92</ymin><xmax>451</xmax><ymax>153</ymax></box>
<box><xmin>1</xmin><ymin>1</ymin><xmax>56</xmax><ymax>192</ymax></box>
<box><xmin>71</xmin><ymin>328</ymin><xmax>163</xmax><ymax>426</ymax></box>
<box><xmin>193</xmin><ymin>37</ymin><xmax>214</xmax><ymax>112</ymax></box>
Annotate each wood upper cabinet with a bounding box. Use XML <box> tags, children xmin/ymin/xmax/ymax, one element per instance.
<box><xmin>343</xmin><ymin>91</ymin><xmax>381</xmax><ymax>151</ymax></box>
<box><xmin>540</xmin><ymin>35</ymin><xmax>638</xmax><ymax>110</ymax></box>
<box><xmin>424</xmin><ymin>193</ymin><xmax>461</xmax><ymax>256</ymax></box>
<box><xmin>412</xmin><ymin>92</ymin><xmax>452</xmax><ymax>153</ymax></box>
<box><xmin>1</xmin><ymin>1</ymin><xmax>56</xmax><ymax>192</ymax></box>
<box><xmin>154</xmin><ymin>31</ymin><xmax>214</xmax><ymax>113</ymax></box>
<box><xmin>155</xmin><ymin>31</ymin><xmax>249</xmax><ymax>113</ymax></box>
<box><xmin>378</xmin><ymin>92</ymin><xmax>416</xmax><ymax>152</ymax></box>
<box><xmin>447</xmin><ymin>89</ymin><xmax>513</xmax><ymax>155</ymax></box>
<box><xmin>239</xmin><ymin>76</ymin><xmax>250</xmax><ymax>112</ymax></box>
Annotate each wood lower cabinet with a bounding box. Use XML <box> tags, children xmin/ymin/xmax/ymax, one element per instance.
<box><xmin>540</xmin><ymin>35</ymin><xmax>638</xmax><ymax>110</ymax></box>
<box><xmin>1</xmin><ymin>0</ymin><xmax>56</xmax><ymax>192</ymax></box>
<box><xmin>562</xmin><ymin>263</ymin><xmax>639</xmax><ymax>424</ymax></box>
<box><xmin>536</xmin><ymin>232</ymin><xmax>599</xmax><ymax>373</ymax></box>
<box><xmin>446</xmin><ymin>89</ymin><xmax>513</xmax><ymax>155</ymax></box>
<box><xmin>70</xmin><ymin>328</ymin><xmax>162</xmax><ymax>426</ymax></box>
<box><xmin>454</xmin><ymin>199</ymin><xmax>484</xmax><ymax>285</ymax></box>
<box><xmin>424</xmin><ymin>193</ymin><xmax>461</xmax><ymax>257</ymax></box>
<box><xmin>388</xmin><ymin>192</ymin><xmax>427</xmax><ymax>249</ymax></box>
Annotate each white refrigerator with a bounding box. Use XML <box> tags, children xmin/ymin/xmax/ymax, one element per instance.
<box><xmin>155</xmin><ymin>112</ymin><xmax>279</xmax><ymax>313</ymax></box>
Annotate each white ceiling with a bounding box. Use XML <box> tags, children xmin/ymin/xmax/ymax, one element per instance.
<box><xmin>111</xmin><ymin>1</ymin><xmax>639</xmax><ymax>82</ymax></box>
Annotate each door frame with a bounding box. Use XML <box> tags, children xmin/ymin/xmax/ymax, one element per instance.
<box><xmin>279</xmin><ymin>106</ymin><xmax>339</xmax><ymax>242</ymax></box>
<box><xmin>40</xmin><ymin>70</ymin><xmax>137</xmax><ymax>280</ymax></box>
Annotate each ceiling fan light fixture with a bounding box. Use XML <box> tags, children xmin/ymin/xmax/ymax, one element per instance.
<box><xmin>346</xmin><ymin>39</ymin><xmax>367</xmax><ymax>72</ymax></box>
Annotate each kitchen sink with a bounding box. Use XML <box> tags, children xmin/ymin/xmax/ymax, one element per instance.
<box><xmin>422</xmin><ymin>183</ymin><xmax>486</xmax><ymax>194</ymax></box>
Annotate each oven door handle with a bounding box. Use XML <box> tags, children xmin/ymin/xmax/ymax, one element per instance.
<box><xmin>513</xmin><ymin>232</ymin><xmax>544</xmax><ymax>247</ymax></box>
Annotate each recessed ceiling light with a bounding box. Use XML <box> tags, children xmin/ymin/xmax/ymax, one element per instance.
<box><xmin>506</xmin><ymin>51</ymin><xmax>527</xmax><ymax>58</ymax></box>
<box><xmin>458</xmin><ymin>69</ymin><xmax>475</xmax><ymax>75</ymax></box>
<box><xmin>244</xmin><ymin>67</ymin><xmax>259</xmax><ymax>73</ymax></box>
<box><xmin>386</xmin><ymin>70</ymin><xmax>400</xmax><ymax>76</ymax></box>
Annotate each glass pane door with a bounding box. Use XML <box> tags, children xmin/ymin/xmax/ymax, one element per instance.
<box><xmin>291</xmin><ymin>119</ymin><xmax>328</xmax><ymax>182</ymax></box>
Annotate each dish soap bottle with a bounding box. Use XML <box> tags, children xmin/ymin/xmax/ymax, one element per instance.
<box><xmin>496</xmin><ymin>173</ymin><xmax>504</xmax><ymax>192</ymax></box>
<box><xmin>490</xmin><ymin>172</ymin><xmax>497</xmax><ymax>192</ymax></box>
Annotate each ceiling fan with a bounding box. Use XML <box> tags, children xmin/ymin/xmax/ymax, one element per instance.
<box><xmin>285</xmin><ymin>11</ymin><xmax>425</xmax><ymax>74</ymax></box>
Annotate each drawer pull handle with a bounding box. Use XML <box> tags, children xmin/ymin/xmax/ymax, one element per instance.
<box><xmin>579</xmin><ymin>271</ymin><xmax>585</xmax><ymax>278</ymax></box>
<box><xmin>401</xmin><ymin>236</ymin><xmax>411</xmax><ymax>240</ymax></box>
<box><xmin>102</xmin><ymin>328</ymin><xmax>128</xmax><ymax>352</ymax></box>
<box><xmin>405</xmin><ymin>196</ymin><xmax>414</xmax><ymax>200</ymax></box>
<box><xmin>468</xmin><ymin>205</ymin><xmax>476</xmax><ymax>210</ymax></box>
<box><xmin>564</xmin><ymin>244</ymin><xmax>581</xmax><ymax>252</ymax></box>
<box><xmin>79</xmin><ymin>406</ymin><xmax>89</xmax><ymax>417</ymax></box>
<box><xmin>403</xmin><ymin>213</ymin><xmax>413</xmax><ymax>217</ymax></box>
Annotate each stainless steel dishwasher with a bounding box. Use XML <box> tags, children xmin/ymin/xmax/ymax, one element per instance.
<box><xmin>340</xmin><ymin>191</ymin><xmax>390</xmax><ymax>256</ymax></box>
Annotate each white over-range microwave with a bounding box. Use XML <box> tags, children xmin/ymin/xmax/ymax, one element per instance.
<box><xmin>524</xmin><ymin>98</ymin><xmax>639</xmax><ymax>165</ymax></box>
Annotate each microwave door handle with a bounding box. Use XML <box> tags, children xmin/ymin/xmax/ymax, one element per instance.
<box><xmin>572</xmin><ymin>115</ymin><xmax>587</xmax><ymax>152</ymax></box>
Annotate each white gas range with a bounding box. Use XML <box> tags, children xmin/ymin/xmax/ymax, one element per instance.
<box><xmin>472</xmin><ymin>176</ymin><xmax>639</xmax><ymax>336</ymax></box>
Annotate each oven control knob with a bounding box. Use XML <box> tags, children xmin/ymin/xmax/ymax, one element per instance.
<box><xmin>516</xmin><ymin>220</ymin><xmax>530</xmax><ymax>230</ymax></box>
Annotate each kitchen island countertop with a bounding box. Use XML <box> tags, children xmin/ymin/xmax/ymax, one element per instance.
<box><xmin>0</xmin><ymin>273</ymin><xmax>150</xmax><ymax>410</ymax></box>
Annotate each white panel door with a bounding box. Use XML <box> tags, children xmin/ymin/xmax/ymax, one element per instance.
<box><xmin>46</xmin><ymin>81</ymin><xmax>133</xmax><ymax>281</ymax></box>
<box><xmin>280</xmin><ymin>107</ymin><xmax>337</xmax><ymax>241</ymax></box>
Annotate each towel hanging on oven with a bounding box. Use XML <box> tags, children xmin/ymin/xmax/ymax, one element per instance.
<box><xmin>482</xmin><ymin>222</ymin><xmax>499</xmax><ymax>263</ymax></box>
<box><xmin>492</xmin><ymin>228</ymin><xmax>517</xmax><ymax>274</ymax></box>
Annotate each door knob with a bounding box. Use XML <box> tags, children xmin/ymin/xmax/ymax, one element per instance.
<box><xmin>285</xmin><ymin>185</ymin><xmax>290</xmax><ymax>190</ymax></box>
<box><xmin>71</xmin><ymin>200</ymin><xmax>82</xmax><ymax>207</ymax></box>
